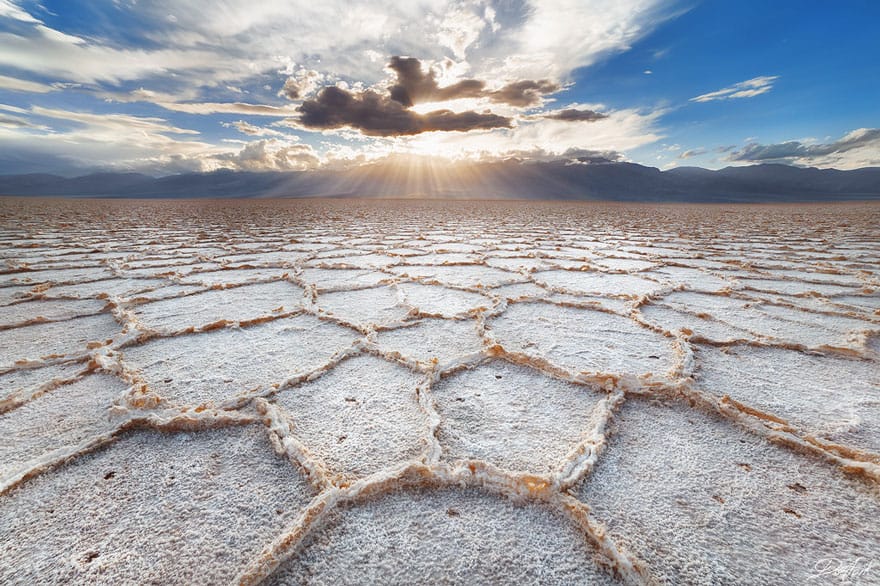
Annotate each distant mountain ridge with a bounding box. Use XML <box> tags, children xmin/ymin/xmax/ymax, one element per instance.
<box><xmin>2</xmin><ymin>161</ymin><xmax>879</xmax><ymax>202</ymax></box>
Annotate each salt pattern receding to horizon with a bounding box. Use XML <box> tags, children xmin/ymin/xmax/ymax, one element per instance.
<box><xmin>0</xmin><ymin>198</ymin><xmax>879</xmax><ymax>585</ymax></box>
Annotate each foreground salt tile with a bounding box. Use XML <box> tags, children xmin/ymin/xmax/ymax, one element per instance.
<box><xmin>373</xmin><ymin>318</ymin><xmax>484</xmax><ymax>367</ymax></box>
<box><xmin>639</xmin><ymin>303</ymin><xmax>758</xmax><ymax>343</ymax></box>
<box><xmin>42</xmin><ymin>277</ymin><xmax>168</xmax><ymax>299</ymax></box>
<box><xmin>273</xmin><ymin>355</ymin><xmax>427</xmax><ymax>481</ymax></box>
<box><xmin>180</xmin><ymin>267</ymin><xmax>290</xmax><ymax>287</ymax></box>
<box><xmin>488</xmin><ymin>302</ymin><xmax>677</xmax><ymax>379</ymax></box>
<box><xmin>0</xmin><ymin>266</ymin><xmax>114</xmax><ymax>286</ymax></box>
<box><xmin>737</xmin><ymin>277</ymin><xmax>862</xmax><ymax>297</ymax></box>
<box><xmin>392</xmin><ymin>264</ymin><xmax>520</xmax><ymax>288</ymax></box>
<box><xmin>695</xmin><ymin>345</ymin><xmax>880</xmax><ymax>452</ymax></box>
<box><xmin>0</xmin><ymin>298</ymin><xmax>106</xmax><ymax>328</ymax></box>
<box><xmin>0</xmin><ymin>374</ymin><xmax>128</xmax><ymax>480</ymax></box>
<box><xmin>434</xmin><ymin>361</ymin><xmax>604</xmax><ymax>474</ymax></box>
<box><xmin>315</xmin><ymin>286</ymin><xmax>410</xmax><ymax>329</ymax></box>
<box><xmin>648</xmin><ymin>291</ymin><xmax>874</xmax><ymax>349</ymax></box>
<box><xmin>649</xmin><ymin>265</ymin><xmax>732</xmax><ymax>292</ymax></box>
<box><xmin>0</xmin><ymin>426</ymin><xmax>315</xmax><ymax>585</ymax></box>
<box><xmin>0</xmin><ymin>313</ymin><xmax>121</xmax><ymax>369</ymax></box>
<box><xmin>0</xmin><ymin>361</ymin><xmax>85</xmax><ymax>408</ymax></box>
<box><xmin>398</xmin><ymin>282</ymin><xmax>491</xmax><ymax>318</ymax></box>
<box><xmin>579</xmin><ymin>398</ymin><xmax>880</xmax><ymax>584</ymax></box>
<box><xmin>298</xmin><ymin>267</ymin><xmax>391</xmax><ymax>291</ymax></box>
<box><xmin>131</xmin><ymin>280</ymin><xmax>303</xmax><ymax>332</ymax></box>
<box><xmin>122</xmin><ymin>315</ymin><xmax>358</xmax><ymax>407</ymax></box>
<box><xmin>269</xmin><ymin>488</ymin><xmax>617</xmax><ymax>585</ymax></box>
<box><xmin>533</xmin><ymin>270</ymin><xmax>663</xmax><ymax>297</ymax></box>
<box><xmin>591</xmin><ymin>257</ymin><xmax>657</xmax><ymax>272</ymax></box>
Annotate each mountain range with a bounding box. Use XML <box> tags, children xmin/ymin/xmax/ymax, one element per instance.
<box><xmin>1</xmin><ymin>160</ymin><xmax>879</xmax><ymax>202</ymax></box>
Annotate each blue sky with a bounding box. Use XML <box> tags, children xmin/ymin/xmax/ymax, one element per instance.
<box><xmin>0</xmin><ymin>0</ymin><xmax>877</xmax><ymax>175</ymax></box>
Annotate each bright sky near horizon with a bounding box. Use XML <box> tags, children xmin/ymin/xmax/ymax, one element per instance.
<box><xmin>0</xmin><ymin>0</ymin><xmax>877</xmax><ymax>176</ymax></box>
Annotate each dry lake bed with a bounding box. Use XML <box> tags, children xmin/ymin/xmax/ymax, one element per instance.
<box><xmin>1</xmin><ymin>198</ymin><xmax>879</xmax><ymax>585</ymax></box>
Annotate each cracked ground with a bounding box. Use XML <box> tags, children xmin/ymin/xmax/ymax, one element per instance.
<box><xmin>1</xmin><ymin>198</ymin><xmax>879</xmax><ymax>585</ymax></box>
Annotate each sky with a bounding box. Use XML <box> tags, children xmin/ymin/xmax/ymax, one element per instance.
<box><xmin>0</xmin><ymin>0</ymin><xmax>878</xmax><ymax>176</ymax></box>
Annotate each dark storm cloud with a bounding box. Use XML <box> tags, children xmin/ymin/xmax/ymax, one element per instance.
<box><xmin>297</xmin><ymin>86</ymin><xmax>511</xmax><ymax>136</ymax></box>
<box><xmin>488</xmin><ymin>79</ymin><xmax>561</xmax><ymax>107</ymax></box>
<box><xmin>295</xmin><ymin>56</ymin><xmax>565</xmax><ymax>136</ymax></box>
<box><xmin>729</xmin><ymin>129</ymin><xmax>880</xmax><ymax>162</ymax></box>
<box><xmin>387</xmin><ymin>56</ymin><xmax>485</xmax><ymax>107</ymax></box>
<box><xmin>387</xmin><ymin>56</ymin><xmax>559</xmax><ymax>107</ymax></box>
<box><xmin>543</xmin><ymin>108</ymin><xmax>608</xmax><ymax>122</ymax></box>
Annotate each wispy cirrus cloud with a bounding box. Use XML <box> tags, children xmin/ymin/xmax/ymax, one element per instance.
<box><xmin>690</xmin><ymin>76</ymin><xmax>779</xmax><ymax>103</ymax></box>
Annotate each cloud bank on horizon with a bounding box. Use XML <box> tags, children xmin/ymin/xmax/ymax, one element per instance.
<box><xmin>0</xmin><ymin>0</ymin><xmax>877</xmax><ymax>176</ymax></box>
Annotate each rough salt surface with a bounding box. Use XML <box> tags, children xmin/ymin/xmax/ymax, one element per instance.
<box><xmin>1</xmin><ymin>199</ymin><xmax>878</xmax><ymax>585</ymax></box>
<box><xmin>580</xmin><ymin>398</ymin><xmax>880</xmax><ymax>585</ymax></box>
<box><xmin>121</xmin><ymin>314</ymin><xmax>358</xmax><ymax>407</ymax></box>
<box><xmin>434</xmin><ymin>361</ymin><xmax>604</xmax><ymax>473</ymax></box>
<box><xmin>0</xmin><ymin>426</ymin><xmax>315</xmax><ymax>585</ymax></box>
<box><xmin>269</xmin><ymin>488</ymin><xmax>616</xmax><ymax>586</ymax></box>
<box><xmin>273</xmin><ymin>354</ymin><xmax>427</xmax><ymax>481</ymax></box>
<box><xmin>488</xmin><ymin>301</ymin><xmax>678</xmax><ymax>378</ymax></box>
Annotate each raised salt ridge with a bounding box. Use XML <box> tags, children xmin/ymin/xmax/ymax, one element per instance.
<box><xmin>0</xmin><ymin>199</ymin><xmax>878</xmax><ymax>584</ymax></box>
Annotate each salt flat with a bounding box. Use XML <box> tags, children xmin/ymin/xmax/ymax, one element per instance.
<box><xmin>0</xmin><ymin>198</ymin><xmax>878</xmax><ymax>585</ymax></box>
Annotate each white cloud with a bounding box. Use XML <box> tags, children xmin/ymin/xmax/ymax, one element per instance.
<box><xmin>690</xmin><ymin>76</ymin><xmax>779</xmax><ymax>103</ymax></box>
<box><xmin>0</xmin><ymin>74</ymin><xmax>55</xmax><ymax>93</ymax></box>
<box><xmin>397</xmin><ymin>105</ymin><xmax>663</xmax><ymax>160</ymax></box>
<box><xmin>728</xmin><ymin>128</ymin><xmax>880</xmax><ymax>170</ymax></box>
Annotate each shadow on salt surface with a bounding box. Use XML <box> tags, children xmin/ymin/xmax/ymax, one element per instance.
<box><xmin>434</xmin><ymin>361</ymin><xmax>605</xmax><ymax>474</ymax></box>
<box><xmin>0</xmin><ymin>313</ymin><xmax>121</xmax><ymax>370</ymax></box>
<box><xmin>131</xmin><ymin>280</ymin><xmax>303</xmax><ymax>332</ymax></box>
<box><xmin>695</xmin><ymin>345</ymin><xmax>880</xmax><ymax>453</ymax></box>
<box><xmin>0</xmin><ymin>374</ymin><xmax>128</xmax><ymax>482</ymax></box>
<box><xmin>268</xmin><ymin>488</ymin><xmax>617</xmax><ymax>586</ymax></box>
<box><xmin>0</xmin><ymin>425</ymin><xmax>315</xmax><ymax>585</ymax></box>
<box><xmin>373</xmin><ymin>318</ymin><xmax>484</xmax><ymax>368</ymax></box>
<box><xmin>487</xmin><ymin>301</ymin><xmax>678</xmax><ymax>380</ymax></box>
<box><xmin>121</xmin><ymin>314</ymin><xmax>359</xmax><ymax>408</ymax></box>
<box><xmin>272</xmin><ymin>354</ymin><xmax>427</xmax><ymax>482</ymax></box>
<box><xmin>579</xmin><ymin>397</ymin><xmax>880</xmax><ymax>585</ymax></box>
